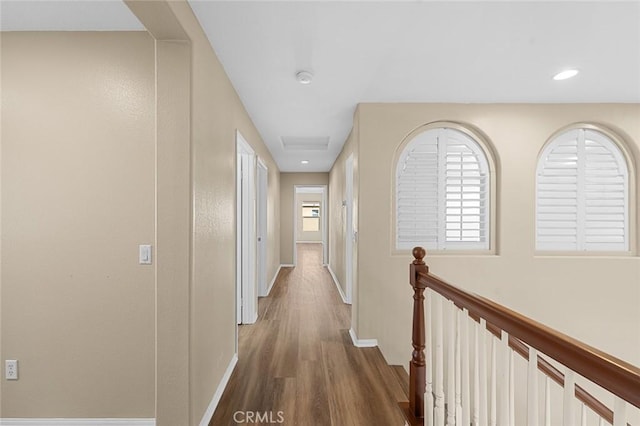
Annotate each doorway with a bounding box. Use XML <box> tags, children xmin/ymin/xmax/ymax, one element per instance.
<box><xmin>293</xmin><ymin>185</ymin><xmax>328</xmax><ymax>266</ymax></box>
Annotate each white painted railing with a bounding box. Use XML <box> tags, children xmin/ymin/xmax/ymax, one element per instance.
<box><xmin>400</xmin><ymin>247</ymin><xmax>640</xmax><ymax>426</ymax></box>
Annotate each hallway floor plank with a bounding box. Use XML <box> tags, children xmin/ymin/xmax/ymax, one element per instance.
<box><xmin>210</xmin><ymin>243</ymin><xmax>408</xmax><ymax>426</ymax></box>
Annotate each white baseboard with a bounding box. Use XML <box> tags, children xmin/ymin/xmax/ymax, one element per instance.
<box><xmin>264</xmin><ymin>265</ymin><xmax>282</xmax><ymax>296</ymax></box>
<box><xmin>349</xmin><ymin>328</ymin><xmax>378</xmax><ymax>348</ymax></box>
<box><xmin>0</xmin><ymin>420</ymin><xmax>155</xmax><ymax>426</ymax></box>
<box><xmin>198</xmin><ymin>353</ymin><xmax>238</xmax><ymax>426</ymax></box>
<box><xmin>326</xmin><ymin>265</ymin><xmax>349</xmax><ymax>304</ymax></box>
<box><xmin>280</xmin><ymin>264</ymin><xmax>294</xmax><ymax>268</ymax></box>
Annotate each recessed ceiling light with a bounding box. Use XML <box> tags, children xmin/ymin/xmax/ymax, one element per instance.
<box><xmin>296</xmin><ymin>70</ymin><xmax>313</xmax><ymax>85</ymax></box>
<box><xmin>301</xmin><ymin>160</ymin><xmax>309</xmax><ymax>164</ymax></box>
<box><xmin>553</xmin><ymin>69</ymin><xmax>579</xmax><ymax>81</ymax></box>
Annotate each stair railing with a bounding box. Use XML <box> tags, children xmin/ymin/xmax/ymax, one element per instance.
<box><xmin>400</xmin><ymin>247</ymin><xmax>640</xmax><ymax>426</ymax></box>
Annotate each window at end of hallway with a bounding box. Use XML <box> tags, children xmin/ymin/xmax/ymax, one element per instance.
<box><xmin>302</xmin><ymin>202</ymin><xmax>321</xmax><ymax>232</ymax></box>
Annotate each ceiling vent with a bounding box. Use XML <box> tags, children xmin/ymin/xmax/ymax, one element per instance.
<box><xmin>281</xmin><ymin>136</ymin><xmax>330</xmax><ymax>151</ymax></box>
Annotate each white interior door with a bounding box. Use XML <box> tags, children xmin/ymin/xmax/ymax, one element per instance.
<box><xmin>257</xmin><ymin>160</ymin><xmax>268</xmax><ymax>297</ymax></box>
<box><xmin>236</xmin><ymin>151</ymin><xmax>243</xmax><ymax>325</ymax></box>
<box><xmin>345</xmin><ymin>154</ymin><xmax>354</xmax><ymax>304</ymax></box>
<box><xmin>236</xmin><ymin>131</ymin><xmax>257</xmax><ymax>325</ymax></box>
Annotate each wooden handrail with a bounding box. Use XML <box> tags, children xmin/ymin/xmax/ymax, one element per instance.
<box><xmin>403</xmin><ymin>247</ymin><xmax>640</xmax><ymax>425</ymax></box>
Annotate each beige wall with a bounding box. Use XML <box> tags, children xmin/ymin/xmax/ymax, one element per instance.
<box><xmin>2</xmin><ymin>2</ymin><xmax>281</xmax><ymax>424</ymax></box>
<box><xmin>148</xmin><ymin>2</ymin><xmax>281</xmax><ymax>425</ymax></box>
<box><xmin>328</xmin><ymin>123</ymin><xmax>359</xmax><ymax>316</ymax></box>
<box><xmin>297</xmin><ymin>192</ymin><xmax>323</xmax><ymax>242</ymax></box>
<box><xmin>280</xmin><ymin>173</ymin><xmax>328</xmax><ymax>265</ymax></box>
<box><xmin>355</xmin><ymin>103</ymin><xmax>640</xmax><ymax>368</ymax></box>
<box><xmin>1</xmin><ymin>32</ymin><xmax>156</xmax><ymax>417</ymax></box>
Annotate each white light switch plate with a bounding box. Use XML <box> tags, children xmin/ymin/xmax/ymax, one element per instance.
<box><xmin>139</xmin><ymin>245</ymin><xmax>152</xmax><ymax>265</ymax></box>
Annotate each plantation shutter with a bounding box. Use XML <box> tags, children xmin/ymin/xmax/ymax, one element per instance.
<box><xmin>397</xmin><ymin>131</ymin><xmax>439</xmax><ymax>249</ymax></box>
<box><xmin>396</xmin><ymin>128</ymin><xmax>490</xmax><ymax>250</ymax></box>
<box><xmin>536</xmin><ymin>129</ymin><xmax>628</xmax><ymax>251</ymax></box>
<box><xmin>444</xmin><ymin>131</ymin><xmax>489</xmax><ymax>249</ymax></box>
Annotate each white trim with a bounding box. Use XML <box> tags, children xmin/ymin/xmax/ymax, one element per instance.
<box><xmin>322</xmin><ymin>188</ymin><xmax>328</xmax><ymax>264</ymax></box>
<box><xmin>296</xmin><ymin>241</ymin><xmax>323</xmax><ymax>244</ymax></box>
<box><xmin>256</xmin><ymin>159</ymin><xmax>268</xmax><ymax>297</ymax></box>
<box><xmin>345</xmin><ymin>154</ymin><xmax>354</xmax><ymax>304</ymax></box>
<box><xmin>198</xmin><ymin>354</ymin><xmax>239</xmax><ymax>426</ymax></box>
<box><xmin>326</xmin><ymin>265</ymin><xmax>349</xmax><ymax>304</ymax></box>
<box><xmin>349</xmin><ymin>328</ymin><xmax>378</xmax><ymax>348</ymax></box>
<box><xmin>264</xmin><ymin>265</ymin><xmax>281</xmax><ymax>296</ymax></box>
<box><xmin>0</xmin><ymin>420</ymin><xmax>155</xmax><ymax>426</ymax></box>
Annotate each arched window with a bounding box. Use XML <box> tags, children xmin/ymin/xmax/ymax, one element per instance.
<box><xmin>536</xmin><ymin>127</ymin><xmax>630</xmax><ymax>251</ymax></box>
<box><xmin>396</xmin><ymin>127</ymin><xmax>492</xmax><ymax>251</ymax></box>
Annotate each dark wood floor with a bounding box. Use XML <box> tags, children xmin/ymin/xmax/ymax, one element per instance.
<box><xmin>210</xmin><ymin>243</ymin><xmax>409</xmax><ymax>425</ymax></box>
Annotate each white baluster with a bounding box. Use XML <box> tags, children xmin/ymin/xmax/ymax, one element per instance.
<box><xmin>473</xmin><ymin>319</ymin><xmax>480</xmax><ymax>426</ymax></box>
<box><xmin>461</xmin><ymin>309</ymin><xmax>470</xmax><ymax>426</ymax></box>
<box><xmin>509</xmin><ymin>350</ymin><xmax>515</xmax><ymax>426</ymax></box>
<box><xmin>527</xmin><ymin>348</ymin><xmax>539</xmax><ymax>426</ymax></box>
<box><xmin>455</xmin><ymin>309</ymin><xmax>462</xmax><ymax>423</ymax></box>
<box><xmin>613</xmin><ymin>397</ymin><xmax>626</xmax><ymax>426</ymax></box>
<box><xmin>581</xmin><ymin>403</ymin><xmax>587</xmax><ymax>426</ymax></box>
<box><xmin>425</xmin><ymin>291</ymin><xmax>434</xmax><ymax>426</ymax></box>
<box><xmin>447</xmin><ymin>300</ymin><xmax>455</xmax><ymax>426</ymax></box>
<box><xmin>498</xmin><ymin>331</ymin><xmax>509</xmax><ymax>426</ymax></box>
<box><xmin>545</xmin><ymin>376</ymin><xmax>551</xmax><ymax>426</ymax></box>
<box><xmin>490</xmin><ymin>336</ymin><xmax>497</xmax><ymax>426</ymax></box>
<box><xmin>479</xmin><ymin>319</ymin><xmax>488</xmax><ymax>426</ymax></box>
<box><xmin>599</xmin><ymin>418</ymin><xmax>606</xmax><ymax>426</ymax></box>
<box><xmin>435</xmin><ymin>296</ymin><xmax>445</xmax><ymax>426</ymax></box>
<box><xmin>563</xmin><ymin>370</ymin><xmax>575</xmax><ymax>426</ymax></box>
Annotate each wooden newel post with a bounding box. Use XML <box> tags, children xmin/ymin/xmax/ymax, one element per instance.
<box><xmin>409</xmin><ymin>246</ymin><xmax>428</xmax><ymax>420</ymax></box>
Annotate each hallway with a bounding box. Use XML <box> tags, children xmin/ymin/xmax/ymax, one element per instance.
<box><xmin>210</xmin><ymin>243</ymin><xmax>409</xmax><ymax>425</ymax></box>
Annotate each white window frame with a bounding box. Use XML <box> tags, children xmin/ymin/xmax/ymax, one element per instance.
<box><xmin>393</xmin><ymin>124</ymin><xmax>496</xmax><ymax>253</ymax></box>
<box><xmin>536</xmin><ymin>125</ymin><xmax>633</xmax><ymax>253</ymax></box>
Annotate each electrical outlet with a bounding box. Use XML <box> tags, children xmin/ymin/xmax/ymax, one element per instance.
<box><xmin>5</xmin><ymin>360</ymin><xmax>18</xmax><ymax>380</ymax></box>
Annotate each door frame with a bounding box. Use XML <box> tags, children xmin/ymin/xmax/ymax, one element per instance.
<box><xmin>236</xmin><ymin>130</ymin><xmax>258</xmax><ymax>328</ymax></box>
<box><xmin>345</xmin><ymin>154</ymin><xmax>354</xmax><ymax>304</ymax></box>
<box><xmin>293</xmin><ymin>185</ymin><xmax>328</xmax><ymax>266</ymax></box>
<box><xmin>256</xmin><ymin>158</ymin><xmax>268</xmax><ymax>297</ymax></box>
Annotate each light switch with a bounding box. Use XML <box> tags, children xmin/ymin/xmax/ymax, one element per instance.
<box><xmin>139</xmin><ymin>245</ymin><xmax>152</xmax><ymax>265</ymax></box>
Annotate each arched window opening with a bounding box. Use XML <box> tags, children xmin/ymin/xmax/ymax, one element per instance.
<box><xmin>396</xmin><ymin>127</ymin><xmax>491</xmax><ymax>251</ymax></box>
<box><xmin>536</xmin><ymin>127</ymin><xmax>630</xmax><ymax>252</ymax></box>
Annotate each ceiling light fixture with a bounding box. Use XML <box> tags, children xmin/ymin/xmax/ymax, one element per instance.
<box><xmin>301</xmin><ymin>160</ymin><xmax>309</xmax><ymax>164</ymax></box>
<box><xmin>553</xmin><ymin>69</ymin><xmax>579</xmax><ymax>81</ymax></box>
<box><xmin>296</xmin><ymin>70</ymin><xmax>313</xmax><ymax>85</ymax></box>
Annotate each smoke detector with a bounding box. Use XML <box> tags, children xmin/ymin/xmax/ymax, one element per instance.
<box><xmin>296</xmin><ymin>70</ymin><xmax>313</xmax><ymax>85</ymax></box>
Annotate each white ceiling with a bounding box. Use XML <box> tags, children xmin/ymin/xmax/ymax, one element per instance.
<box><xmin>189</xmin><ymin>1</ymin><xmax>640</xmax><ymax>172</ymax></box>
<box><xmin>0</xmin><ymin>1</ymin><xmax>143</xmax><ymax>31</ymax></box>
<box><xmin>3</xmin><ymin>1</ymin><xmax>639</xmax><ymax>173</ymax></box>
